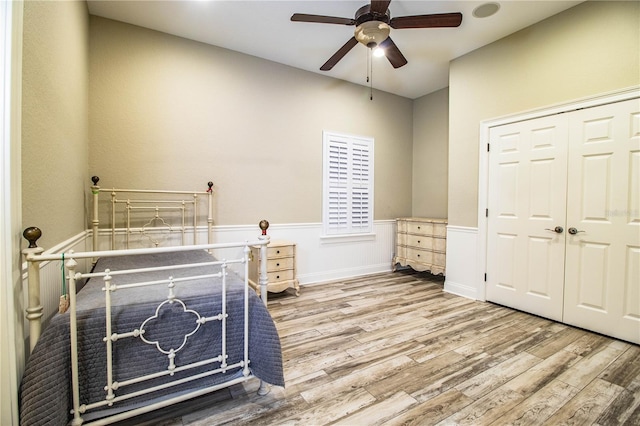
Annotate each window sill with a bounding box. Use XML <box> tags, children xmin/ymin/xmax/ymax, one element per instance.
<box><xmin>320</xmin><ymin>233</ymin><xmax>376</xmax><ymax>244</ymax></box>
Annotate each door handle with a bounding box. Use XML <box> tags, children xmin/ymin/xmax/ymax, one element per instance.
<box><xmin>568</xmin><ymin>227</ymin><xmax>585</xmax><ymax>235</ymax></box>
<box><xmin>545</xmin><ymin>226</ymin><xmax>564</xmax><ymax>234</ymax></box>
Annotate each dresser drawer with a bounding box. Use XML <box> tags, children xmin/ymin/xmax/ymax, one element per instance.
<box><xmin>407</xmin><ymin>221</ymin><xmax>433</xmax><ymax>236</ymax></box>
<box><xmin>406</xmin><ymin>248</ymin><xmax>433</xmax><ymax>264</ymax></box>
<box><xmin>406</xmin><ymin>234</ymin><xmax>434</xmax><ymax>250</ymax></box>
<box><xmin>266</xmin><ymin>257</ymin><xmax>294</xmax><ymax>272</ymax></box>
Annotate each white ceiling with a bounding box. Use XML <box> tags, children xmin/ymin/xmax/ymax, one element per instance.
<box><xmin>86</xmin><ymin>0</ymin><xmax>583</xmax><ymax>99</ymax></box>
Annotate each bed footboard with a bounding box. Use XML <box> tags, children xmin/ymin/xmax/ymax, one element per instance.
<box><xmin>21</xmin><ymin>223</ymin><xmax>277</xmax><ymax>426</ymax></box>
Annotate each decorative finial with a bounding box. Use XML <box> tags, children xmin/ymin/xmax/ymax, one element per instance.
<box><xmin>91</xmin><ymin>176</ymin><xmax>100</xmax><ymax>185</ymax></box>
<box><xmin>23</xmin><ymin>227</ymin><xmax>42</xmax><ymax>248</ymax></box>
<box><xmin>207</xmin><ymin>181</ymin><xmax>214</xmax><ymax>193</ymax></box>
<box><xmin>259</xmin><ymin>219</ymin><xmax>269</xmax><ymax>235</ymax></box>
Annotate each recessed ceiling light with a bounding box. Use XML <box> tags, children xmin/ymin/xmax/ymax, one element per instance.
<box><xmin>473</xmin><ymin>2</ymin><xmax>500</xmax><ymax>18</ymax></box>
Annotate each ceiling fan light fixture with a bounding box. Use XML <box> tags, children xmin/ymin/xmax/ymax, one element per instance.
<box><xmin>354</xmin><ymin>21</ymin><xmax>390</xmax><ymax>48</ymax></box>
<box><xmin>373</xmin><ymin>47</ymin><xmax>386</xmax><ymax>57</ymax></box>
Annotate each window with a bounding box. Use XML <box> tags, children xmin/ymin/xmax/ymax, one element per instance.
<box><xmin>322</xmin><ymin>131</ymin><xmax>374</xmax><ymax>236</ymax></box>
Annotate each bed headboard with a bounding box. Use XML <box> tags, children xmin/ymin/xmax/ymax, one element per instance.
<box><xmin>90</xmin><ymin>176</ymin><xmax>215</xmax><ymax>251</ymax></box>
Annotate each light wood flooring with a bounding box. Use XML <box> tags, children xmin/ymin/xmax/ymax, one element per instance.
<box><xmin>119</xmin><ymin>270</ymin><xmax>640</xmax><ymax>425</ymax></box>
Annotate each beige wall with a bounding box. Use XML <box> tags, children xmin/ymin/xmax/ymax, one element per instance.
<box><xmin>448</xmin><ymin>1</ymin><xmax>640</xmax><ymax>227</ymax></box>
<box><xmin>412</xmin><ymin>87</ymin><xmax>448</xmax><ymax>219</ymax></box>
<box><xmin>21</xmin><ymin>0</ymin><xmax>89</xmax><ymax>248</ymax></box>
<box><xmin>89</xmin><ymin>17</ymin><xmax>414</xmax><ymax>226</ymax></box>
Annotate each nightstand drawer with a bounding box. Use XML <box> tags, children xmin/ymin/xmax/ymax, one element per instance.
<box><xmin>266</xmin><ymin>257</ymin><xmax>294</xmax><ymax>271</ymax></box>
<box><xmin>267</xmin><ymin>245</ymin><xmax>294</xmax><ymax>258</ymax></box>
<box><xmin>268</xmin><ymin>269</ymin><xmax>294</xmax><ymax>283</ymax></box>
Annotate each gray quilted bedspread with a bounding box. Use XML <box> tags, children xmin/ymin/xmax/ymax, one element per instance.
<box><xmin>19</xmin><ymin>250</ymin><xmax>284</xmax><ymax>426</ymax></box>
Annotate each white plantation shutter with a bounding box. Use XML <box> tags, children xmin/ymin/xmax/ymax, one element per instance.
<box><xmin>327</xmin><ymin>139</ymin><xmax>348</xmax><ymax>232</ymax></box>
<box><xmin>323</xmin><ymin>132</ymin><xmax>374</xmax><ymax>235</ymax></box>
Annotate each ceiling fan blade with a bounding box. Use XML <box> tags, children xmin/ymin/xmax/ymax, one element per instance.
<box><xmin>390</xmin><ymin>12</ymin><xmax>463</xmax><ymax>29</ymax></box>
<box><xmin>291</xmin><ymin>13</ymin><xmax>355</xmax><ymax>25</ymax></box>
<box><xmin>320</xmin><ymin>37</ymin><xmax>359</xmax><ymax>71</ymax></box>
<box><xmin>379</xmin><ymin>37</ymin><xmax>407</xmax><ymax>69</ymax></box>
<box><xmin>370</xmin><ymin>0</ymin><xmax>391</xmax><ymax>15</ymax></box>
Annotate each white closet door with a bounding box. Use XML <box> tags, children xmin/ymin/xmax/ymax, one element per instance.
<box><xmin>564</xmin><ymin>98</ymin><xmax>640</xmax><ymax>343</ymax></box>
<box><xmin>486</xmin><ymin>114</ymin><xmax>569</xmax><ymax>321</ymax></box>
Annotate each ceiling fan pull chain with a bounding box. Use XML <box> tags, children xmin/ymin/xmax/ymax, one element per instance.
<box><xmin>366</xmin><ymin>47</ymin><xmax>370</xmax><ymax>83</ymax></box>
<box><xmin>368</xmin><ymin>48</ymin><xmax>373</xmax><ymax>100</ymax></box>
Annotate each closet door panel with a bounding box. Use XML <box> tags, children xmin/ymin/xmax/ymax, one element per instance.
<box><xmin>487</xmin><ymin>115</ymin><xmax>568</xmax><ymax>321</ymax></box>
<box><xmin>564</xmin><ymin>98</ymin><xmax>640</xmax><ymax>344</ymax></box>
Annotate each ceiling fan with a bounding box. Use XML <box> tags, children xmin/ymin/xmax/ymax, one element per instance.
<box><xmin>291</xmin><ymin>0</ymin><xmax>463</xmax><ymax>71</ymax></box>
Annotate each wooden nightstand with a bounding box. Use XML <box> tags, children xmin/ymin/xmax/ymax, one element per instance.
<box><xmin>248</xmin><ymin>240</ymin><xmax>300</xmax><ymax>296</ymax></box>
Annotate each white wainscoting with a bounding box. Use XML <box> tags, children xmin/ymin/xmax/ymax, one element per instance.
<box><xmin>444</xmin><ymin>225</ymin><xmax>481</xmax><ymax>300</ymax></box>
<box><xmin>212</xmin><ymin>220</ymin><xmax>397</xmax><ymax>284</ymax></box>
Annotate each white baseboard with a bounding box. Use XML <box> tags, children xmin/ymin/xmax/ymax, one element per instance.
<box><xmin>444</xmin><ymin>226</ymin><xmax>480</xmax><ymax>300</ymax></box>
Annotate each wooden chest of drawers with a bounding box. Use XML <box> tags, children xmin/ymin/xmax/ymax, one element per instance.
<box><xmin>393</xmin><ymin>217</ymin><xmax>447</xmax><ymax>275</ymax></box>
<box><xmin>248</xmin><ymin>240</ymin><xmax>300</xmax><ymax>296</ymax></box>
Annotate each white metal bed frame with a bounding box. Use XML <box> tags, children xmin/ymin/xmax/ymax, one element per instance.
<box><xmin>21</xmin><ymin>177</ymin><xmax>273</xmax><ymax>425</ymax></box>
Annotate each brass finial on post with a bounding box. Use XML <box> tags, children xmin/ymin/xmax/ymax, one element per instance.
<box><xmin>23</xmin><ymin>226</ymin><xmax>42</xmax><ymax>248</ymax></box>
<box><xmin>259</xmin><ymin>219</ymin><xmax>269</xmax><ymax>236</ymax></box>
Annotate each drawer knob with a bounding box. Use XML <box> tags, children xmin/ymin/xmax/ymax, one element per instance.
<box><xmin>418</xmin><ymin>240</ymin><xmax>420</xmax><ymax>243</ymax></box>
<box><xmin>276</xmin><ymin>250</ymin><xmax>280</xmax><ymax>254</ymax></box>
<box><xmin>276</xmin><ymin>263</ymin><xmax>280</xmax><ymax>267</ymax></box>
<box><xmin>276</xmin><ymin>275</ymin><xmax>280</xmax><ymax>279</ymax></box>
